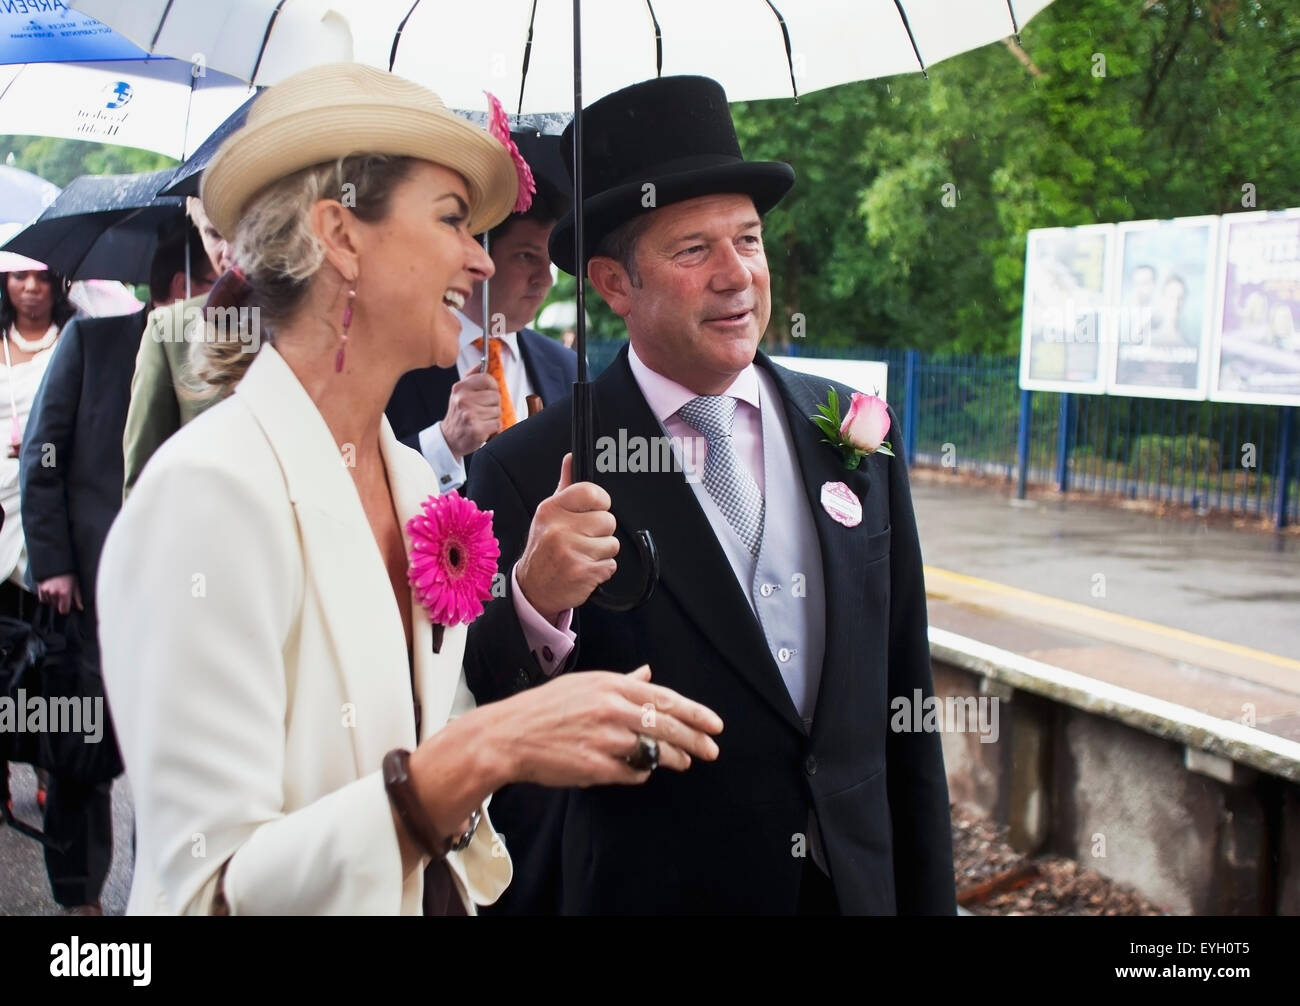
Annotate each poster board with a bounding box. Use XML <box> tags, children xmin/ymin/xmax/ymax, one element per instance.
<box><xmin>1019</xmin><ymin>224</ymin><xmax>1113</xmax><ymax>394</ymax></box>
<box><xmin>1105</xmin><ymin>216</ymin><xmax>1218</xmax><ymax>400</ymax></box>
<box><xmin>770</xmin><ymin>357</ymin><xmax>889</xmax><ymax>405</ymax></box>
<box><xmin>1208</xmin><ymin>209</ymin><xmax>1300</xmax><ymax>405</ymax></box>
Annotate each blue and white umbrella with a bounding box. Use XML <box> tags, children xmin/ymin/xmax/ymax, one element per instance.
<box><xmin>0</xmin><ymin>7</ymin><xmax>255</xmax><ymax>160</ymax></box>
<box><xmin>0</xmin><ymin>56</ymin><xmax>256</xmax><ymax>160</ymax></box>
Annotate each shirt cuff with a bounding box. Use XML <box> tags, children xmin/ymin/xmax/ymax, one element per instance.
<box><xmin>511</xmin><ymin>562</ymin><xmax>575</xmax><ymax>677</ymax></box>
<box><xmin>418</xmin><ymin>421</ymin><xmax>467</xmax><ymax>494</ymax></box>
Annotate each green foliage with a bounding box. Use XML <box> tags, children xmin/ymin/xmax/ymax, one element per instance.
<box><xmin>1129</xmin><ymin>433</ymin><xmax>1222</xmax><ymax>476</ymax></box>
<box><xmin>1</xmin><ymin>135</ymin><xmax>176</xmax><ymax>188</ymax></box>
<box><xmin>729</xmin><ymin>0</ymin><xmax>1299</xmax><ymax>357</ymax></box>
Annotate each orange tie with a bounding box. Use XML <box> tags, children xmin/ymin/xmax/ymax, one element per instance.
<box><xmin>472</xmin><ymin>336</ymin><xmax>517</xmax><ymax>431</ymax></box>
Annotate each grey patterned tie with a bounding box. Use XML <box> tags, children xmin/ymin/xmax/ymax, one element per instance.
<box><xmin>676</xmin><ymin>395</ymin><xmax>765</xmax><ymax>556</ymax></box>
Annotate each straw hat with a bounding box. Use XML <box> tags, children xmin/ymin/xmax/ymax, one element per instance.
<box><xmin>202</xmin><ymin>63</ymin><xmax>518</xmax><ymax>239</ymax></box>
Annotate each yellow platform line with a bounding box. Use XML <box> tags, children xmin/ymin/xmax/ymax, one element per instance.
<box><xmin>924</xmin><ymin>565</ymin><xmax>1300</xmax><ymax>678</ymax></box>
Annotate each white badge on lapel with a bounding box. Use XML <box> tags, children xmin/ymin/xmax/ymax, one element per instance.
<box><xmin>820</xmin><ymin>481</ymin><xmax>862</xmax><ymax>528</ymax></box>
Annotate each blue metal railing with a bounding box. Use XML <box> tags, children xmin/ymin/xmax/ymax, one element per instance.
<box><xmin>583</xmin><ymin>337</ymin><xmax>1300</xmax><ymax>528</ymax></box>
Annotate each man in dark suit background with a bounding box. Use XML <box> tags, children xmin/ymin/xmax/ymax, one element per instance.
<box><xmin>463</xmin><ymin>76</ymin><xmax>956</xmax><ymax>915</ymax></box>
<box><xmin>19</xmin><ymin>223</ymin><xmax>206</xmax><ymax>914</ymax></box>
<box><xmin>387</xmin><ymin>132</ymin><xmax>578</xmax><ymax>494</ymax></box>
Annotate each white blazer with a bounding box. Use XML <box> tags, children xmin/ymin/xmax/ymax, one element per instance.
<box><xmin>98</xmin><ymin>344</ymin><xmax>512</xmax><ymax>915</ymax></box>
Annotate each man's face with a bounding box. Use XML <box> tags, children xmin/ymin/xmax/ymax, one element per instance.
<box><xmin>594</xmin><ymin>193</ymin><xmax>769</xmax><ymax>395</ymax></box>
<box><xmin>469</xmin><ymin>217</ymin><xmax>555</xmax><ymax>333</ymax></box>
<box><xmin>187</xmin><ymin>198</ymin><xmax>233</xmax><ymax>275</ymax></box>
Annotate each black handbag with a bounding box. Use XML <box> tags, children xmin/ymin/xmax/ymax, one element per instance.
<box><xmin>0</xmin><ymin>613</ymin><xmax>47</xmax><ymax>768</ymax></box>
<box><xmin>0</xmin><ymin>606</ymin><xmax>123</xmax><ymax>787</ymax></box>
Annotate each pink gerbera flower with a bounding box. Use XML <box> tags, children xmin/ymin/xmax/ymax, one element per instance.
<box><xmin>406</xmin><ymin>493</ymin><xmax>500</xmax><ymax>627</ymax></box>
<box><xmin>485</xmin><ymin>90</ymin><xmax>536</xmax><ymax>213</ymax></box>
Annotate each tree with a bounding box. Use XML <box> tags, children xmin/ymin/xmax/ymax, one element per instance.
<box><xmin>725</xmin><ymin>0</ymin><xmax>1299</xmax><ymax>356</ymax></box>
<box><xmin>1</xmin><ymin>135</ymin><xmax>175</xmax><ymax>188</ymax></box>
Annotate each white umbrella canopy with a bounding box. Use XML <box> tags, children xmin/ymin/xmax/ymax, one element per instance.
<box><xmin>0</xmin><ymin>57</ymin><xmax>256</xmax><ymax>160</ymax></box>
<box><xmin>0</xmin><ymin>164</ymin><xmax>60</xmax><ymax>226</ymax></box>
<box><xmin>73</xmin><ymin>0</ymin><xmax>1056</xmax><ymax>112</ymax></box>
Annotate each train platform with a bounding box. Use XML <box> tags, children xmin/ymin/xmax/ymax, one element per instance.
<box><xmin>912</xmin><ymin>477</ymin><xmax>1300</xmax><ymax>746</ymax></box>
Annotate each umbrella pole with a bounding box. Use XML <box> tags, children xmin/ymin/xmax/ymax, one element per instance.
<box><xmin>479</xmin><ymin>232</ymin><xmax>491</xmax><ymax>374</ymax></box>
<box><xmin>569</xmin><ymin>0</ymin><xmax>658</xmax><ymax>611</ymax></box>
<box><xmin>571</xmin><ymin>0</ymin><xmax>592</xmax><ymax>481</ymax></box>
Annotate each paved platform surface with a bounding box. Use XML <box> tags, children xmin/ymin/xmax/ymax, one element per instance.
<box><xmin>913</xmin><ymin>478</ymin><xmax>1300</xmax><ymax>743</ymax></box>
<box><xmin>0</xmin><ymin>766</ymin><xmax>131</xmax><ymax>916</ymax></box>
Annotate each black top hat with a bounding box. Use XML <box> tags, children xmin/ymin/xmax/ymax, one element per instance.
<box><xmin>548</xmin><ymin>75</ymin><xmax>794</xmax><ymax>276</ymax></box>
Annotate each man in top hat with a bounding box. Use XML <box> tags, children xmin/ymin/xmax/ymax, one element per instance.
<box><xmin>462</xmin><ymin>76</ymin><xmax>956</xmax><ymax>914</ymax></box>
<box><xmin>386</xmin><ymin>132</ymin><xmax>578</xmax><ymax>494</ymax></box>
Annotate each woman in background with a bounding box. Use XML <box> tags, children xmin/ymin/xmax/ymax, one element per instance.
<box><xmin>0</xmin><ymin>260</ymin><xmax>74</xmax><ymax>816</ymax></box>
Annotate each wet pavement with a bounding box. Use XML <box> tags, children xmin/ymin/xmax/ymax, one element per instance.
<box><xmin>911</xmin><ymin>473</ymin><xmax>1299</xmax><ymax>662</ymax></box>
<box><xmin>0</xmin><ymin>764</ymin><xmax>131</xmax><ymax>916</ymax></box>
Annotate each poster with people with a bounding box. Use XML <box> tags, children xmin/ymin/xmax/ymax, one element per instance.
<box><xmin>1106</xmin><ymin>217</ymin><xmax>1217</xmax><ymax>400</ymax></box>
<box><xmin>1019</xmin><ymin>225</ymin><xmax>1112</xmax><ymax>394</ymax></box>
<box><xmin>1209</xmin><ymin>209</ymin><xmax>1300</xmax><ymax>405</ymax></box>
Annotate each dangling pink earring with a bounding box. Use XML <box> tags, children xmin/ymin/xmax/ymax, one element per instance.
<box><xmin>335</xmin><ymin>286</ymin><xmax>355</xmax><ymax>373</ymax></box>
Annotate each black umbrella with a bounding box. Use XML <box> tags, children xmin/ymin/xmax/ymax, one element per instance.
<box><xmin>158</xmin><ymin>92</ymin><xmax>260</xmax><ymax>198</ymax></box>
<box><xmin>1</xmin><ymin>169</ymin><xmax>184</xmax><ymax>284</ymax></box>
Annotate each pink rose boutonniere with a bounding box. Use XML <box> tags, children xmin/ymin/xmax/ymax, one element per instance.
<box><xmin>810</xmin><ymin>386</ymin><xmax>895</xmax><ymax>471</ymax></box>
<box><xmin>406</xmin><ymin>493</ymin><xmax>501</xmax><ymax>651</ymax></box>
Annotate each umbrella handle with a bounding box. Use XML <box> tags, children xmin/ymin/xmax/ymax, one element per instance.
<box><xmin>571</xmin><ymin>381</ymin><xmax>659</xmax><ymax>611</ymax></box>
<box><xmin>591</xmin><ymin>528</ymin><xmax>659</xmax><ymax>612</ymax></box>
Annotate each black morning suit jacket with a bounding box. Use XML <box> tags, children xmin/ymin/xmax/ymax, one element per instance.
<box><xmin>20</xmin><ymin>310</ymin><xmax>147</xmax><ymax>613</ymax></box>
<box><xmin>386</xmin><ymin>327</ymin><xmax>578</xmax><ymax>471</ymax></box>
<box><xmin>463</xmin><ymin>345</ymin><xmax>957</xmax><ymax>915</ymax></box>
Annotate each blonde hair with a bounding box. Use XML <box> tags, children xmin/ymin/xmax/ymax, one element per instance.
<box><xmin>184</xmin><ymin>154</ymin><xmax>418</xmax><ymax>397</ymax></box>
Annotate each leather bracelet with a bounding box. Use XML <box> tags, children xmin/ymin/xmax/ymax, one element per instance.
<box><xmin>383</xmin><ymin>748</ymin><xmax>479</xmax><ymax>859</ymax></box>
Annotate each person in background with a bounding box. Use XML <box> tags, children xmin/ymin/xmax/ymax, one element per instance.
<box><xmin>121</xmin><ymin>198</ymin><xmax>229</xmax><ymax>497</ymax></box>
<box><xmin>17</xmin><ymin>222</ymin><xmax>201</xmax><ymax>915</ymax></box>
<box><xmin>386</xmin><ymin>133</ymin><xmax>577</xmax><ymax>495</ymax></box>
<box><xmin>0</xmin><ymin>262</ymin><xmax>75</xmax><ymax>818</ymax></box>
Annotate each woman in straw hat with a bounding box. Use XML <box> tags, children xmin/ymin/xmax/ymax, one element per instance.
<box><xmin>96</xmin><ymin>63</ymin><xmax>722</xmax><ymax>916</ymax></box>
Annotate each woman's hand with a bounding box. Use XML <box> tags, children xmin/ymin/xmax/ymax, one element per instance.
<box><xmin>401</xmin><ymin>667</ymin><xmax>722</xmax><ymax>869</ymax></box>
<box><xmin>495</xmin><ymin>665</ymin><xmax>723</xmax><ymax>787</ymax></box>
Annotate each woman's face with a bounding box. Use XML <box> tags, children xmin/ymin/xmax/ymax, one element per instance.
<box><xmin>356</xmin><ymin>161</ymin><xmax>494</xmax><ymax>370</ymax></box>
<box><xmin>6</xmin><ymin>270</ymin><xmax>54</xmax><ymax>326</ymax></box>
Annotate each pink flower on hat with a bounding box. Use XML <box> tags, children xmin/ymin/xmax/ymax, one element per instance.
<box><xmin>484</xmin><ymin>91</ymin><xmax>536</xmax><ymax>214</ymax></box>
<box><xmin>406</xmin><ymin>492</ymin><xmax>500</xmax><ymax>627</ymax></box>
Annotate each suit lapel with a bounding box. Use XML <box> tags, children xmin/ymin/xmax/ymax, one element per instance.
<box><xmin>517</xmin><ymin>329</ymin><xmax>569</xmax><ymax>406</ymax></box>
<box><xmin>421</xmin><ymin>364</ymin><xmax>459</xmax><ymax>425</ymax></box>
<box><xmin>759</xmin><ymin>356</ymin><xmax>884</xmax><ymax>738</ymax></box>
<box><xmin>379</xmin><ymin>423</ymin><xmax>465</xmax><ymax>737</ymax></box>
<box><xmin>590</xmin><ymin>350</ymin><xmax>805</xmax><ymax>735</ymax></box>
<box><xmin>235</xmin><ymin>347</ymin><xmax>425</xmax><ymax>771</ymax></box>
